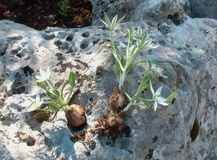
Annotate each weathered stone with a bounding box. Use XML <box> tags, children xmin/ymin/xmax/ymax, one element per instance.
<box><xmin>0</xmin><ymin>1</ymin><xmax>217</xmax><ymax>160</ymax></box>
<box><xmin>92</xmin><ymin>0</ymin><xmax>189</xmax><ymax>26</ymax></box>
<box><xmin>189</xmin><ymin>0</ymin><xmax>217</xmax><ymax>19</ymax></box>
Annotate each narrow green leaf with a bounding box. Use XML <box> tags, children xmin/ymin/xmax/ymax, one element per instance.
<box><xmin>103</xmin><ymin>12</ymin><xmax>111</xmax><ymax>29</ymax></box>
<box><xmin>47</xmin><ymin>90</ymin><xmax>59</xmax><ymax>99</ymax></box>
<box><xmin>116</xmin><ymin>15</ymin><xmax>125</xmax><ymax>25</ymax></box>
<box><xmin>166</xmin><ymin>90</ymin><xmax>178</xmax><ymax>103</ymax></box>
<box><xmin>136</xmin><ymin>74</ymin><xmax>150</xmax><ymax>95</ymax></box>
<box><xmin>68</xmin><ymin>71</ymin><xmax>76</xmax><ymax>88</ymax></box>
<box><xmin>37</xmin><ymin>81</ymin><xmax>47</xmax><ymax>90</ymax></box>
<box><xmin>111</xmin><ymin>15</ymin><xmax>118</xmax><ymax>29</ymax></box>
<box><xmin>48</xmin><ymin>102</ymin><xmax>60</xmax><ymax>112</ymax></box>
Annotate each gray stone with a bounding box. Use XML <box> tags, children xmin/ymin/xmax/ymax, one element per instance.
<box><xmin>189</xmin><ymin>0</ymin><xmax>217</xmax><ymax>19</ymax></box>
<box><xmin>0</xmin><ymin>1</ymin><xmax>217</xmax><ymax>160</ymax></box>
<box><xmin>92</xmin><ymin>0</ymin><xmax>190</xmax><ymax>26</ymax></box>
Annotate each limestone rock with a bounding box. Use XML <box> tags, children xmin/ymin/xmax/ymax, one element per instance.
<box><xmin>0</xmin><ymin>1</ymin><xmax>217</xmax><ymax>160</ymax></box>
<box><xmin>189</xmin><ymin>0</ymin><xmax>217</xmax><ymax>19</ymax></box>
<box><xmin>92</xmin><ymin>0</ymin><xmax>189</xmax><ymax>26</ymax></box>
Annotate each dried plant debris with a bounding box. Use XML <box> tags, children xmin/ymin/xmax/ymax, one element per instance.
<box><xmin>94</xmin><ymin>112</ymin><xmax>126</xmax><ymax>140</ymax></box>
<box><xmin>33</xmin><ymin>110</ymin><xmax>51</xmax><ymax>123</ymax></box>
<box><xmin>109</xmin><ymin>89</ymin><xmax>126</xmax><ymax>113</ymax></box>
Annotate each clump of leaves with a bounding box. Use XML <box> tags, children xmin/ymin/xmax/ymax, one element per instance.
<box><xmin>58</xmin><ymin>0</ymin><xmax>70</xmax><ymax>17</ymax></box>
<box><xmin>28</xmin><ymin>67</ymin><xmax>92</xmax><ymax>127</ymax></box>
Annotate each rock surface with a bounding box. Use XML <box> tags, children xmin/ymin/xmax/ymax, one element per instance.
<box><xmin>189</xmin><ymin>0</ymin><xmax>217</xmax><ymax>19</ymax></box>
<box><xmin>1</xmin><ymin>1</ymin><xmax>217</xmax><ymax>160</ymax></box>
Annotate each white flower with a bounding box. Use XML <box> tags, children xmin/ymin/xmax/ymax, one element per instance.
<box><xmin>26</xmin><ymin>93</ymin><xmax>43</xmax><ymax>112</ymax></box>
<box><xmin>150</xmin><ymin>83</ymin><xmax>169</xmax><ymax>111</ymax></box>
<box><xmin>35</xmin><ymin>67</ymin><xmax>51</xmax><ymax>82</ymax></box>
<box><xmin>146</xmin><ymin>62</ymin><xmax>168</xmax><ymax>78</ymax></box>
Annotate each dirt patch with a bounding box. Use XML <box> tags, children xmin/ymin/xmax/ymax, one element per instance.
<box><xmin>0</xmin><ymin>0</ymin><xmax>92</xmax><ymax>30</ymax></box>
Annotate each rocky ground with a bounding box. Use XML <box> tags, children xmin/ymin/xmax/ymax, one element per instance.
<box><xmin>0</xmin><ymin>0</ymin><xmax>217</xmax><ymax>160</ymax></box>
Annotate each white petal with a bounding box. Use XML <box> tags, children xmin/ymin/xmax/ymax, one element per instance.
<box><xmin>35</xmin><ymin>93</ymin><xmax>40</xmax><ymax>103</ymax></box>
<box><xmin>148</xmin><ymin>43</ymin><xmax>159</xmax><ymax>49</ymax></box>
<box><xmin>158</xmin><ymin>100</ymin><xmax>169</xmax><ymax>106</ymax></box>
<box><xmin>46</xmin><ymin>67</ymin><xmax>51</xmax><ymax>78</ymax></box>
<box><xmin>40</xmin><ymin>68</ymin><xmax>46</xmax><ymax>77</ymax></box>
<box><xmin>156</xmin><ymin>86</ymin><xmax>163</xmax><ymax>95</ymax></box>
<box><xmin>154</xmin><ymin>102</ymin><xmax>158</xmax><ymax>111</ymax></box>
<box><xmin>158</xmin><ymin>97</ymin><xmax>167</xmax><ymax>102</ymax></box>
<box><xmin>150</xmin><ymin>82</ymin><xmax>154</xmax><ymax>95</ymax></box>
<box><xmin>160</xmin><ymin>74</ymin><xmax>168</xmax><ymax>79</ymax></box>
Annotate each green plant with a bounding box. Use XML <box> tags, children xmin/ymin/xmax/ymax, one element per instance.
<box><xmin>101</xmin><ymin>13</ymin><xmax>177</xmax><ymax>117</ymax></box>
<box><xmin>28</xmin><ymin>67</ymin><xmax>88</xmax><ymax>120</ymax></box>
<box><xmin>58</xmin><ymin>0</ymin><xmax>70</xmax><ymax>17</ymax></box>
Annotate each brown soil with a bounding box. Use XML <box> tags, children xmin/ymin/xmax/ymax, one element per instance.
<box><xmin>0</xmin><ymin>0</ymin><xmax>92</xmax><ymax>30</ymax></box>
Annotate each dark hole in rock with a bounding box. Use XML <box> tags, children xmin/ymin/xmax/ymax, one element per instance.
<box><xmin>124</xmin><ymin>126</ymin><xmax>131</xmax><ymax>137</ymax></box>
<box><xmin>11</xmin><ymin>72</ymin><xmax>26</xmax><ymax>94</ymax></box>
<box><xmin>80</xmin><ymin>40</ymin><xmax>89</xmax><ymax>49</ymax></box>
<box><xmin>92</xmin><ymin>38</ymin><xmax>100</xmax><ymax>45</ymax></box>
<box><xmin>82</xmin><ymin>31</ymin><xmax>90</xmax><ymax>37</ymax></box>
<box><xmin>43</xmin><ymin>33</ymin><xmax>55</xmax><ymax>40</ymax></box>
<box><xmin>88</xmin><ymin>83</ymin><xmax>92</xmax><ymax>88</ymax></box>
<box><xmin>60</xmin><ymin>43</ymin><xmax>70</xmax><ymax>52</ymax></box>
<box><xmin>0</xmin><ymin>51</ymin><xmax>5</xmax><ymax>56</ymax></box>
<box><xmin>67</xmin><ymin>123</ymin><xmax>86</xmax><ymax>133</ymax></box>
<box><xmin>54</xmin><ymin>40</ymin><xmax>63</xmax><ymax>48</ymax></box>
<box><xmin>11</xmin><ymin>81</ymin><xmax>25</xmax><ymax>94</ymax></box>
<box><xmin>128</xmin><ymin>150</ymin><xmax>133</xmax><ymax>154</ymax></box>
<box><xmin>145</xmin><ymin>149</ymin><xmax>154</xmax><ymax>159</ymax></box>
<box><xmin>86</xmin><ymin>140</ymin><xmax>96</xmax><ymax>150</ymax></box>
<box><xmin>10</xmin><ymin>49</ymin><xmax>19</xmax><ymax>55</ymax></box>
<box><xmin>89</xmin><ymin>97</ymin><xmax>93</xmax><ymax>102</ymax></box>
<box><xmin>95</xmin><ymin>66</ymin><xmax>103</xmax><ymax>76</ymax></box>
<box><xmin>26</xmin><ymin>136</ymin><xmax>36</xmax><ymax>146</ymax></box>
<box><xmin>55</xmin><ymin>52</ymin><xmax>66</xmax><ymax>61</ymax></box>
<box><xmin>22</xmin><ymin>66</ymin><xmax>34</xmax><ymax>76</ymax></box>
<box><xmin>152</xmin><ymin>136</ymin><xmax>158</xmax><ymax>143</ymax></box>
<box><xmin>190</xmin><ymin>117</ymin><xmax>200</xmax><ymax>142</ymax></box>
<box><xmin>0</xmin><ymin>114</ymin><xmax>5</xmax><ymax>121</ymax></box>
<box><xmin>66</xmin><ymin>36</ymin><xmax>72</xmax><ymax>42</ymax></box>
<box><xmin>171</xmin><ymin>98</ymin><xmax>175</xmax><ymax>104</ymax></box>
<box><xmin>86</xmin><ymin>52</ymin><xmax>92</xmax><ymax>55</ymax></box>
<box><xmin>17</xmin><ymin>52</ymin><xmax>25</xmax><ymax>58</ymax></box>
<box><xmin>85</xmin><ymin>151</ymin><xmax>91</xmax><ymax>156</ymax></box>
<box><xmin>167</xmin><ymin>13</ymin><xmax>184</xmax><ymax>26</ymax></box>
<box><xmin>66</xmin><ymin>34</ymin><xmax>74</xmax><ymax>42</ymax></box>
<box><xmin>211</xmin><ymin>130</ymin><xmax>214</xmax><ymax>135</ymax></box>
